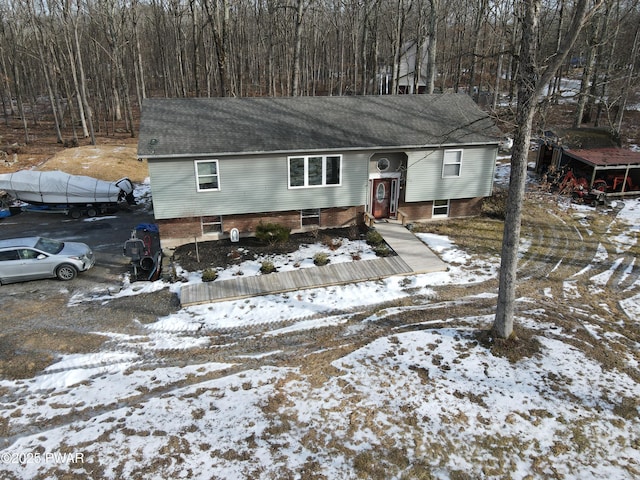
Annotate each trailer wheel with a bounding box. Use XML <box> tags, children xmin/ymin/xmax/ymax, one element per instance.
<box><xmin>68</xmin><ymin>208</ymin><xmax>82</xmax><ymax>219</ymax></box>
<box><xmin>86</xmin><ymin>207</ymin><xmax>98</xmax><ymax>217</ymax></box>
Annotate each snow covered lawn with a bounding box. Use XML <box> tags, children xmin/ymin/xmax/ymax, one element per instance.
<box><xmin>1</xmin><ymin>196</ymin><xmax>639</xmax><ymax>479</ymax></box>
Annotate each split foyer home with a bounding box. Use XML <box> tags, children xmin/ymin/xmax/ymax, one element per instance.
<box><xmin>137</xmin><ymin>94</ymin><xmax>501</xmax><ymax>248</ymax></box>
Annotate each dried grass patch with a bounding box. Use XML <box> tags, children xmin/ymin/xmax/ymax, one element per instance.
<box><xmin>475</xmin><ymin>327</ymin><xmax>542</xmax><ymax>363</ymax></box>
<box><xmin>297</xmin><ymin>346</ymin><xmax>350</xmax><ymax>387</ymax></box>
<box><xmin>37</xmin><ymin>145</ymin><xmax>148</xmax><ymax>183</ymax></box>
<box><xmin>0</xmin><ymin>349</ymin><xmax>55</xmax><ymax>380</ymax></box>
<box><xmin>0</xmin><ymin>328</ymin><xmax>107</xmax><ymax>379</ymax></box>
<box><xmin>412</xmin><ymin>217</ymin><xmax>504</xmax><ymax>258</ymax></box>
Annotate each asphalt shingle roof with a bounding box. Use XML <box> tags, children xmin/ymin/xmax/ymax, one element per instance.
<box><xmin>137</xmin><ymin>94</ymin><xmax>501</xmax><ymax>158</ymax></box>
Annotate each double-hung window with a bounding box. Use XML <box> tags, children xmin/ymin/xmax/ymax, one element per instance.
<box><xmin>433</xmin><ymin>199</ymin><xmax>450</xmax><ymax>217</ymax></box>
<box><xmin>195</xmin><ymin>160</ymin><xmax>220</xmax><ymax>191</ymax></box>
<box><xmin>442</xmin><ymin>150</ymin><xmax>462</xmax><ymax>178</ymax></box>
<box><xmin>289</xmin><ymin>155</ymin><xmax>341</xmax><ymax>188</ymax></box>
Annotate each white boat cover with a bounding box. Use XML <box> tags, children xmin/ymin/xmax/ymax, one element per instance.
<box><xmin>0</xmin><ymin>170</ymin><xmax>133</xmax><ymax>205</ymax></box>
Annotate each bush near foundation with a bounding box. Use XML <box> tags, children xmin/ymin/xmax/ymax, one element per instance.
<box><xmin>366</xmin><ymin>229</ymin><xmax>384</xmax><ymax>246</ymax></box>
<box><xmin>373</xmin><ymin>245</ymin><xmax>391</xmax><ymax>257</ymax></box>
<box><xmin>256</xmin><ymin>222</ymin><xmax>291</xmax><ymax>245</ymax></box>
<box><xmin>313</xmin><ymin>252</ymin><xmax>330</xmax><ymax>266</ymax></box>
<box><xmin>202</xmin><ymin>268</ymin><xmax>218</xmax><ymax>282</ymax></box>
<box><xmin>260</xmin><ymin>261</ymin><xmax>276</xmax><ymax>274</ymax></box>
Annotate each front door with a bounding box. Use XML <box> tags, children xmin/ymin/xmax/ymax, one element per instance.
<box><xmin>372</xmin><ymin>178</ymin><xmax>392</xmax><ymax>219</ymax></box>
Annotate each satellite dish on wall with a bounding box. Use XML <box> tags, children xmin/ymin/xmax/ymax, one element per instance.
<box><xmin>230</xmin><ymin>228</ymin><xmax>240</xmax><ymax>243</ymax></box>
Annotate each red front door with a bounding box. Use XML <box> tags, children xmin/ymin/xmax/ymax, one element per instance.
<box><xmin>372</xmin><ymin>178</ymin><xmax>392</xmax><ymax>219</ymax></box>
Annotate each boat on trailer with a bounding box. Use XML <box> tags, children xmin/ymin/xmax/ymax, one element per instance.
<box><xmin>0</xmin><ymin>170</ymin><xmax>135</xmax><ymax>218</ymax></box>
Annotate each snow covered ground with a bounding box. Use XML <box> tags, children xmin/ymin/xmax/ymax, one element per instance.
<box><xmin>1</xmin><ymin>170</ymin><xmax>639</xmax><ymax>479</ymax></box>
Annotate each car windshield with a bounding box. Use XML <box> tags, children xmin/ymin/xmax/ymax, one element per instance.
<box><xmin>34</xmin><ymin>237</ymin><xmax>64</xmax><ymax>254</ymax></box>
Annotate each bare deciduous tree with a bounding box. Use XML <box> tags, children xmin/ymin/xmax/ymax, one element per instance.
<box><xmin>0</xmin><ymin>0</ymin><xmax>636</xmax><ymax>157</ymax></box>
<box><xmin>202</xmin><ymin>0</ymin><xmax>232</xmax><ymax>97</ymax></box>
<box><xmin>493</xmin><ymin>0</ymin><xmax>604</xmax><ymax>339</ymax></box>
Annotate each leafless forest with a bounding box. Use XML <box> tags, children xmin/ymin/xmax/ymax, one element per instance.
<box><xmin>0</xmin><ymin>0</ymin><xmax>639</xmax><ymax>145</ymax></box>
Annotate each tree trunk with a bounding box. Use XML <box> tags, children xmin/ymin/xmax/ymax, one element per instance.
<box><xmin>594</xmin><ymin>1</ymin><xmax>619</xmax><ymax>127</ymax></box>
<box><xmin>73</xmin><ymin>5</ymin><xmax>96</xmax><ymax>145</ymax></box>
<box><xmin>12</xmin><ymin>59</ymin><xmax>29</xmax><ymax>144</ymax></box>
<box><xmin>290</xmin><ymin>0</ymin><xmax>307</xmax><ymax>96</ymax></box>
<box><xmin>265</xmin><ymin>2</ymin><xmax>276</xmax><ymax>96</ymax></box>
<box><xmin>132</xmin><ymin>0</ymin><xmax>147</xmax><ymax>101</ymax></box>
<box><xmin>548</xmin><ymin>0</ymin><xmax>565</xmax><ymax>102</ymax></box>
<box><xmin>613</xmin><ymin>20</ymin><xmax>639</xmax><ymax>134</ymax></box>
<box><xmin>584</xmin><ymin>4</ymin><xmax>610</xmax><ymax>124</ymax></box>
<box><xmin>507</xmin><ymin>9</ymin><xmax>520</xmax><ymax>104</ymax></box>
<box><xmin>467</xmin><ymin>0</ymin><xmax>487</xmax><ymax>99</ymax></box>
<box><xmin>0</xmin><ymin>50</ymin><xmax>13</xmax><ymax>125</ymax></box>
<box><xmin>189</xmin><ymin>0</ymin><xmax>200</xmax><ymax>97</ymax></box>
<box><xmin>573</xmin><ymin>15</ymin><xmax>600</xmax><ymax>127</ymax></box>
<box><xmin>493</xmin><ymin>37</ymin><xmax>504</xmax><ymax>109</ymax></box>
<box><xmin>391</xmin><ymin>0</ymin><xmax>405</xmax><ymax>94</ymax></box>
<box><xmin>203</xmin><ymin>0</ymin><xmax>232</xmax><ymax>97</ymax></box>
<box><xmin>425</xmin><ymin>0</ymin><xmax>438</xmax><ymax>94</ymax></box>
<box><xmin>59</xmin><ymin>66</ymin><xmax>79</xmax><ymax>144</ymax></box>
<box><xmin>29</xmin><ymin>0</ymin><xmax>63</xmax><ymax>144</ymax></box>
<box><xmin>493</xmin><ymin>0</ymin><xmax>600</xmax><ymax>339</ymax></box>
<box><xmin>493</xmin><ymin>0</ymin><xmax>540</xmax><ymax>340</ymax></box>
<box><xmin>63</xmin><ymin>25</ymin><xmax>89</xmax><ymax>138</ymax></box>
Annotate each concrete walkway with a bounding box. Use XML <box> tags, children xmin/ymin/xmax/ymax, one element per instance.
<box><xmin>180</xmin><ymin>223</ymin><xmax>447</xmax><ymax>307</ymax></box>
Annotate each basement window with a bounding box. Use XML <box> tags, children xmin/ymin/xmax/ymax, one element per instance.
<box><xmin>301</xmin><ymin>209</ymin><xmax>321</xmax><ymax>226</ymax></box>
<box><xmin>432</xmin><ymin>200</ymin><xmax>450</xmax><ymax>217</ymax></box>
<box><xmin>202</xmin><ymin>215</ymin><xmax>223</xmax><ymax>234</ymax></box>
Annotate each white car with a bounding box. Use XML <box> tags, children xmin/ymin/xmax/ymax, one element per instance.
<box><xmin>0</xmin><ymin>237</ymin><xmax>95</xmax><ymax>284</ymax></box>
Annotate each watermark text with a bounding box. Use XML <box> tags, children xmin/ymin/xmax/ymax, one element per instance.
<box><xmin>1</xmin><ymin>451</ymin><xmax>84</xmax><ymax>464</ymax></box>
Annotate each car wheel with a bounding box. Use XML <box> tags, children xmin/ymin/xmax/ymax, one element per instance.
<box><xmin>86</xmin><ymin>207</ymin><xmax>98</xmax><ymax>217</ymax></box>
<box><xmin>56</xmin><ymin>264</ymin><xmax>78</xmax><ymax>281</ymax></box>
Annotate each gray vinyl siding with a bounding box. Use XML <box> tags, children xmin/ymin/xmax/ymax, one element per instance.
<box><xmin>404</xmin><ymin>146</ymin><xmax>497</xmax><ymax>202</ymax></box>
<box><xmin>149</xmin><ymin>153</ymin><xmax>369</xmax><ymax>220</ymax></box>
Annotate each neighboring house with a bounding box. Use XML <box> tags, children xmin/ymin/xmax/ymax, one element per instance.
<box><xmin>137</xmin><ymin>94</ymin><xmax>501</xmax><ymax>248</ymax></box>
<box><xmin>536</xmin><ymin>128</ymin><xmax>640</xmax><ymax>195</ymax></box>
<box><xmin>397</xmin><ymin>40</ymin><xmax>430</xmax><ymax>94</ymax></box>
<box><xmin>379</xmin><ymin>40</ymin><xmax>430</xmax><ymax>95</ymax></box>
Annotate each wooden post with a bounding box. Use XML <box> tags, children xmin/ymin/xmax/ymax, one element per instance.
<box><xmin>621</xmin><ymin>165</ymin><xmax>630</xmax><ymax>195</ymax></box>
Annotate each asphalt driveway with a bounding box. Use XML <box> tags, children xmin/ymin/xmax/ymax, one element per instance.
<box><xmin>0</xmin><ymin>205</ymin><xmax>154</xmax><ymax>253</ymax></box>
<box><xmin>0</xmin><ymin>202</ymin><xmax>157</xmax><ymax>300</ymax></box>
<box><xmin>0</xmin><ymin>204</ymin><xmax>178</xmax><ymax>380</ymax></box>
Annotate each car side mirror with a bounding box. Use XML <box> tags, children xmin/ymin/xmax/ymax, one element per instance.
<box><xmin>37</xmin><ymin>254</ymin><xmax>47</xmax><ymax>260</ymax></box>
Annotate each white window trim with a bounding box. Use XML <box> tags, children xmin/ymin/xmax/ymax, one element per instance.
<box><xmin>195</xmin><ymin>159</ymin><xmax>220</xmax><ymax>192</ymax></box>
<box><xmin>432</xmin><ymin>199</ymin><xmax>450</xmax><ymax>217</ymax></box>
<box><xmin>288</xmin><ymin>155</ymin><xmax>342</xmax><ymax>189</ymax></box>
<box><xmin>442</xmin><ymin>149</ymin><xmax>463</xmax><ymax>178</ymax></box>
